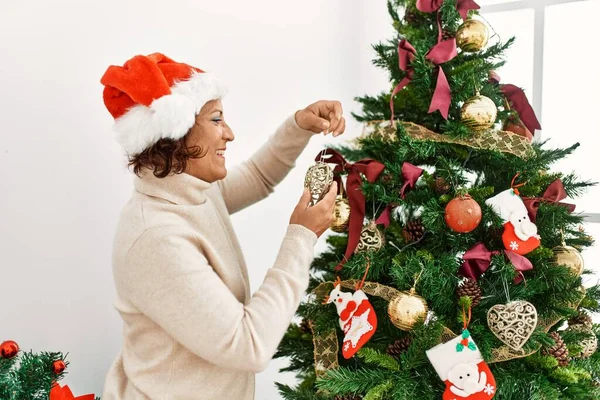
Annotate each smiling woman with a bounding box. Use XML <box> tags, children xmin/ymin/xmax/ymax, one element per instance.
<box><xmin>99</xmin><ymin>52</ymin><xmax>345</xmax><ymax>400</ymax></box>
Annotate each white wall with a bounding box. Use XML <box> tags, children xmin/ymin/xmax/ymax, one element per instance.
<box><xmin>0</xmin><ymin>0</ymin><xmax>391</xmax><ymax>398</ymax></box>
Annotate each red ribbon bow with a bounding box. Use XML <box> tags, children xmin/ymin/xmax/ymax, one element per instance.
<box><xmin>417</xmin><ymin>0</ymin><xmax>480</xmax><ymax>21</ymax></box>
<box><xmin>374</xmin><ymin>162</ymin><xmax>423</xmax><ymax>229</ymax></box>
<box><xmin>318</xmin><ymin>149</ymin><xmax>385</xmax><ymax>270</ymax></box>
<box><xmin>523</xmin><ymin>179</ymin><xmax>575</xmax><ymax>222</ymax></box>
<box><xmin>400</xmin><ymin>162</ymin><xmax>424</xmax><ymax>198</ymax></box>
<box><xmin>425</xmin><ymin>39</ymin><xmax>458</xmax><ymax>119</ymax></box>
<box><xmin>490</xmin><ymin>72</ymin><xmax>542</xmax><ymax>134</ymax></box>
<box><xmin>50</xmin><ymin>384</ymin><xmax>95</xmax><ymax>400</ymax></box>
<box><xmin>390</xmin><ymin>40</ymin><xmax>417</xmax><ymax>122</ymax></box>
<box><xmin>459</xmin><ymin>242</ymin><xmax>533</xmax><ymax>284</ymax></box>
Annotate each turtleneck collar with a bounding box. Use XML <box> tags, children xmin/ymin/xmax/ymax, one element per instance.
<box><xmin>134</xmin><ymin>169</ymin><xmax>213</xmax><ymax>205</ymax></box>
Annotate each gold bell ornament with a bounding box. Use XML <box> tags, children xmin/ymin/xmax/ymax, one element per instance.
<box><xmin>355</xmin><ymin>220</ymin><xmax>385</xmax><ymax>253</ymax></box>
<box><xmin>304</xmin><ymin>161</ymin><xmax>333</xmax><ymax>206</ymax></box>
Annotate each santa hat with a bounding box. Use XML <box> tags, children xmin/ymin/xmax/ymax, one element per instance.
<box><xmin>100</xmin><ymin>53</ymin><xmax>227</xmax><ymax>155</ymax></box>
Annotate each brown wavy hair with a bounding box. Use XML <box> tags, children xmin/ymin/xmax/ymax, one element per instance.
<box><xmin>128</xmin><ymin>133</ymin><xmax>207</xmax><ymax>178</ymax></box>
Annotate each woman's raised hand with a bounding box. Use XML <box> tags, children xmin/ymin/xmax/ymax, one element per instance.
<box><xmin>295</xmin><ymin>101</ymin><xmax>346</xmax><ymax>137</ymax></box>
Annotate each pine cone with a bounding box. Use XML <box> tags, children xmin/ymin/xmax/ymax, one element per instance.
<box><xmin>334</xmin><ymin>394</ymin><xmax>362</xmax><ymax>400</ymax></box>
<box><xmin>402</xmin><ymin>219</ymin><xmax>425</xmax><ymax>242</ymax></box>
<box><xmin>380</xmin><ymin>174</ymin><xmax>394</xmax><ymax>185</ymax></box>
<box><xmin>441</xmin><ymin>30</ymin><xmax>455</xmax><ymax>41</ymax></box>
<box><xmin>569</xmin><ymin>311</ymin><xmax>593</xmax><ymax>330</ymax></box>
<box><xmin>299</xmin><ymin>319</ymin><xmax>312</xmax><ymax>334</ymax></box>
<box><xmin>387</xmin><ymin>337</ymin><xmax>412</xmax><ymax>358</ymax></box>
<box><xmin>434</xmin><ymin>176</ymin><xmax>451</xmax><ymax>194</ymax></box>
<box><xmin>404</xmin><ymin>8</ymin><xmax>420</xmax><ymax>24</ymax></box>
<box><xmin>542</xmin><ymin>331</ymin><xmax>570</xmax><ymax>367</ymax></box>
<box><xmin>457</xmin><ymin>278</ymin><xmax>482</xmax><ymax>307</ymax></box>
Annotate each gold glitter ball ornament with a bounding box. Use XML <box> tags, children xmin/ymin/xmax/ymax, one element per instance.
<box><xmin>461</xmin><ymin>94</ymin><xmax>498</xmax><ymax>132</ymax></box>
<box><xmin>456</xmin><ymin>19</ymin><xmax>489</xmax><ymax>52</ymax></box>
<box><xmin>304</xmin><ymin>161</ymin><xmax>333</xmax><ymax>206</ymax></box>
<box><xmin>388</xmin><ymin>288</ymin><xmax>429</xmax><ymax>331</ymax></box>
<box><xmin>552</xmin><ymin>244</ymin><xmax>584</xmax><ymax>277</ymax></box>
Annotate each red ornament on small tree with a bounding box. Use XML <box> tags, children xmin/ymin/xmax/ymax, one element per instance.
<box><xmin>0</xmin><ymin>340</ymin><xmax>19</xmax><ymax>359</ymax></box>
<box><xmin>445</xmin><ymin>194</ymin><xmax>482</xmax><ymax>233</ymax></box>
<box><xmin>52</xmin><ymin>360</ymin><xmax>66</xmax><ymax>374</ymax></box>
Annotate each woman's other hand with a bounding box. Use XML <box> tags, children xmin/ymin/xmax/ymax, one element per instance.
<box><xmin>295</xmin><ymin>101</ymin><xmax>345</xmax><ymax>137</ymax></box>
<box><xmin>289</xmin><ymin>182</ymin><xmax>337</xmax><ymax>237</ymax></box>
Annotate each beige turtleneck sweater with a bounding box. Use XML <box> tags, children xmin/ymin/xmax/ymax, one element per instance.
<box><xmin>102</xmin><ymin>115</ymin><xmax>318</xmax><ymax>399</ymax></box>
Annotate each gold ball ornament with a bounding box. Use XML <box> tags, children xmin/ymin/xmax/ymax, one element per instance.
<box><xmin>330</xmin><ymin>195</ymin><xmax>351</xmax><ymax>233</ymax></box>
<box><xmin>304</xmin><ymin>161</ymin><xmax>333</xmax><ymax>207</ymax></box>
<box><xmin>461</xmin><ymin>94</ymin><xmax>498</xmax><ymax>132</ymax></box>
<box><xmin>552</xmin><ymin>244</ymin><xmax>584</xmax><ymax>277</ymax></box>
<box><xmin>456</xmin><ymin>19</ymin><xmax>489</xmax><ymax>52</ymax></box>
<box><xmin>388</xmin><ymin>288</ymin><xmax>429</xmax><ymax>331</ymax></box>
<box><xmin>355</xmin><ymin>221</ymin><xmax>385</xmax><ymax>253</ymax></box>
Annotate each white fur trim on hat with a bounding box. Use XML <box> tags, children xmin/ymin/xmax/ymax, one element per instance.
<box><xmin>113</xmin><ymin>72</ymin><xmax>227</xmax><ymax>155</ymax></box>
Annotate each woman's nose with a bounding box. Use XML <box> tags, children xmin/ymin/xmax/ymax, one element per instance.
<box><xmin>224</xmin><ymin>124</ymin><xmax>235</xmax><ymax>141</ymax></box>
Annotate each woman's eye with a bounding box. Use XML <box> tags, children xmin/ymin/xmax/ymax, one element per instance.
<box><xmin>212</xmin><ymin>118</ymin><xmax>222</xmax><ymax>123</ymax></box>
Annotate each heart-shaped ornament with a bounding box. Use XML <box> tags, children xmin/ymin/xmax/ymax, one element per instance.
<box><xmin>487</xmin><ymin>300</ymin><xmax>537</xmax><ymax>351</ymax></box>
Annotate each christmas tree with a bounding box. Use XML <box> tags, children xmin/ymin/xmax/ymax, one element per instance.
<box><xmin>0</xmin><ymin>340</ymin><xmax>98</xmax><ymax>400</ymax></box>
<box><xmin>275</xmin><ymin>1</ymin><xmax>600</xmax><ymax>399</ymax></box>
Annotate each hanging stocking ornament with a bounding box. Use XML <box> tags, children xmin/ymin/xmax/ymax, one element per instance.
<box><xmin>323</xmin><ymin>261</ymin><xmax>378</xmax><ymax>359</ymax></box>
<box><xmin>427</xmin><ymin>303</ymin><xmax>496</xmax><ymax>399</ymax></box>
<box><xmin>485</xmin><ymin>175</ymin><xmax>540</xmax><ymax>255</ymax></box>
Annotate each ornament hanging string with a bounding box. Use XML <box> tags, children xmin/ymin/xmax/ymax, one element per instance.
<box><xmin>356</xmin><ymin>258</ymin><xmax>372</xmax><ymax>291</ymax></box>
<box><xmin>510</xmin><ymin>172</ymin><xmax>526</xmax><ymax>195</ymax></box>
<box><xmin>462</xmin><ymin>301</ymin><xmax>472</xmax><ymax>330</ymax></box>
<box><xmin>316</xmin><ymin>149</ymin><xmax>385</xmax><ymax>270</ymax></box>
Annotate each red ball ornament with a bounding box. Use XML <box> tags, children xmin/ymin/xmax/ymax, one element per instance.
<box><xmin>444</xmin><ymin>194</ymin><xmax>482</xmax><ymax>233</ymax></box>
<box><xmin>0</xmin><ymin>340</ymin><xmax>19</xmax><ymax>359</ymax></box>
<box><xmin>52</xmin><ymin>360</ymin><xmax>66</xmax><ymax>374</ymax></box>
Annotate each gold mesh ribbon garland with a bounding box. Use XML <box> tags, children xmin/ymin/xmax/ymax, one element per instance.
<box><xmin>311</xmin><ymin>323</ymin><xmax>340</xmax><ymax>377</ymax></box>
<box><xmin>359</xmin><ymin>120</ymin><xmax>534</xmax><ymax>159</ymax></box>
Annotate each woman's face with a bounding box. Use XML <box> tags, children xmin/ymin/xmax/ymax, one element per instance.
<box><xmin>184</xmin><ymin>99</ymin><xmax>234</xmax><ymax>182</ymax></box>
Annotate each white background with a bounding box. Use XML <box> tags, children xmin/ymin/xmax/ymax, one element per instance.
<box><xmin>0</xmin><ymin>0</ymin><xmax>598</xmax><ymax>398</ymax></box>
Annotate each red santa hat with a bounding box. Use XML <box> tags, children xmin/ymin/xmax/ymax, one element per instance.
<box><xmin>100</xmin><ymin>53</ymin><xmax>227</xmax><ymax>155</ymax></box>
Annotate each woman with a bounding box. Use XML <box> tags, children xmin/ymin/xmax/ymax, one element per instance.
<box><xmin>100</xmin><ymin>53</ymin><xmax>346</xmax><ymax>399</ymax></box>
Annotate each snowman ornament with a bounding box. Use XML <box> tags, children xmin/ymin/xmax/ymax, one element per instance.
<box><xmin>427</xmin><ymin>330</ymin><xmax>496</xmax><ymax>399</ymax></box>
<box><xmin>486</xmin><ymin>188</ymin><xmax>541</xmax><ymax>255</ymax></box>
<box><xmin>324</xmin><ymin>277</ymin><xmax>377</xmax><ymax>359</ymax></box>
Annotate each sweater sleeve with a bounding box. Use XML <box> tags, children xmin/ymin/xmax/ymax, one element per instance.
<box><xmin>119</xmin><ymin>223</ymin><xmax>317</xmax><ymax>373</ymax></box>
<box><xmin>216</xmin><ymin>114</ymin><xmax>314</xmax><ymax>215</ymax></box>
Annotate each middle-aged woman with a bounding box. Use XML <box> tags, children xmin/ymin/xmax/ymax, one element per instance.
<box><xmin>99</xmin><ymin>53</ymin><xmax>346</xmax><ymax>399</ymax></box>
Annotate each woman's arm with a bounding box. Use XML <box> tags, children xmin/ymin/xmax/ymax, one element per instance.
<box><xmin>217</xmin><ymin>100</ymin><xmax>344</xmax><ymax>214</ymax></box>
<box><xmin>118</xmin><ymin>223</ymin><xmax>317</xmax><ymax>373</ymax></box>
<box><xmin>216</xmin><ymin>114</ymin><xmax>314</xmax><ymax>214</ymax></box>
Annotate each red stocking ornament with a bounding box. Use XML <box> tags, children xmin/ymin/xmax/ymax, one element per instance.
<box><xmin>486</xmin><ymin>181</ymin><xmax>540</xmax><ymax>255</ymax></box>
<box><xmin>324</xmin><ymin>271</ymin><xmax>377</xmax><ymax>359</ymax></box>
<box><xmin>427</xmin><ymin>304</ymin><xmax>496</xmax><ymax>399</ymax></box>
